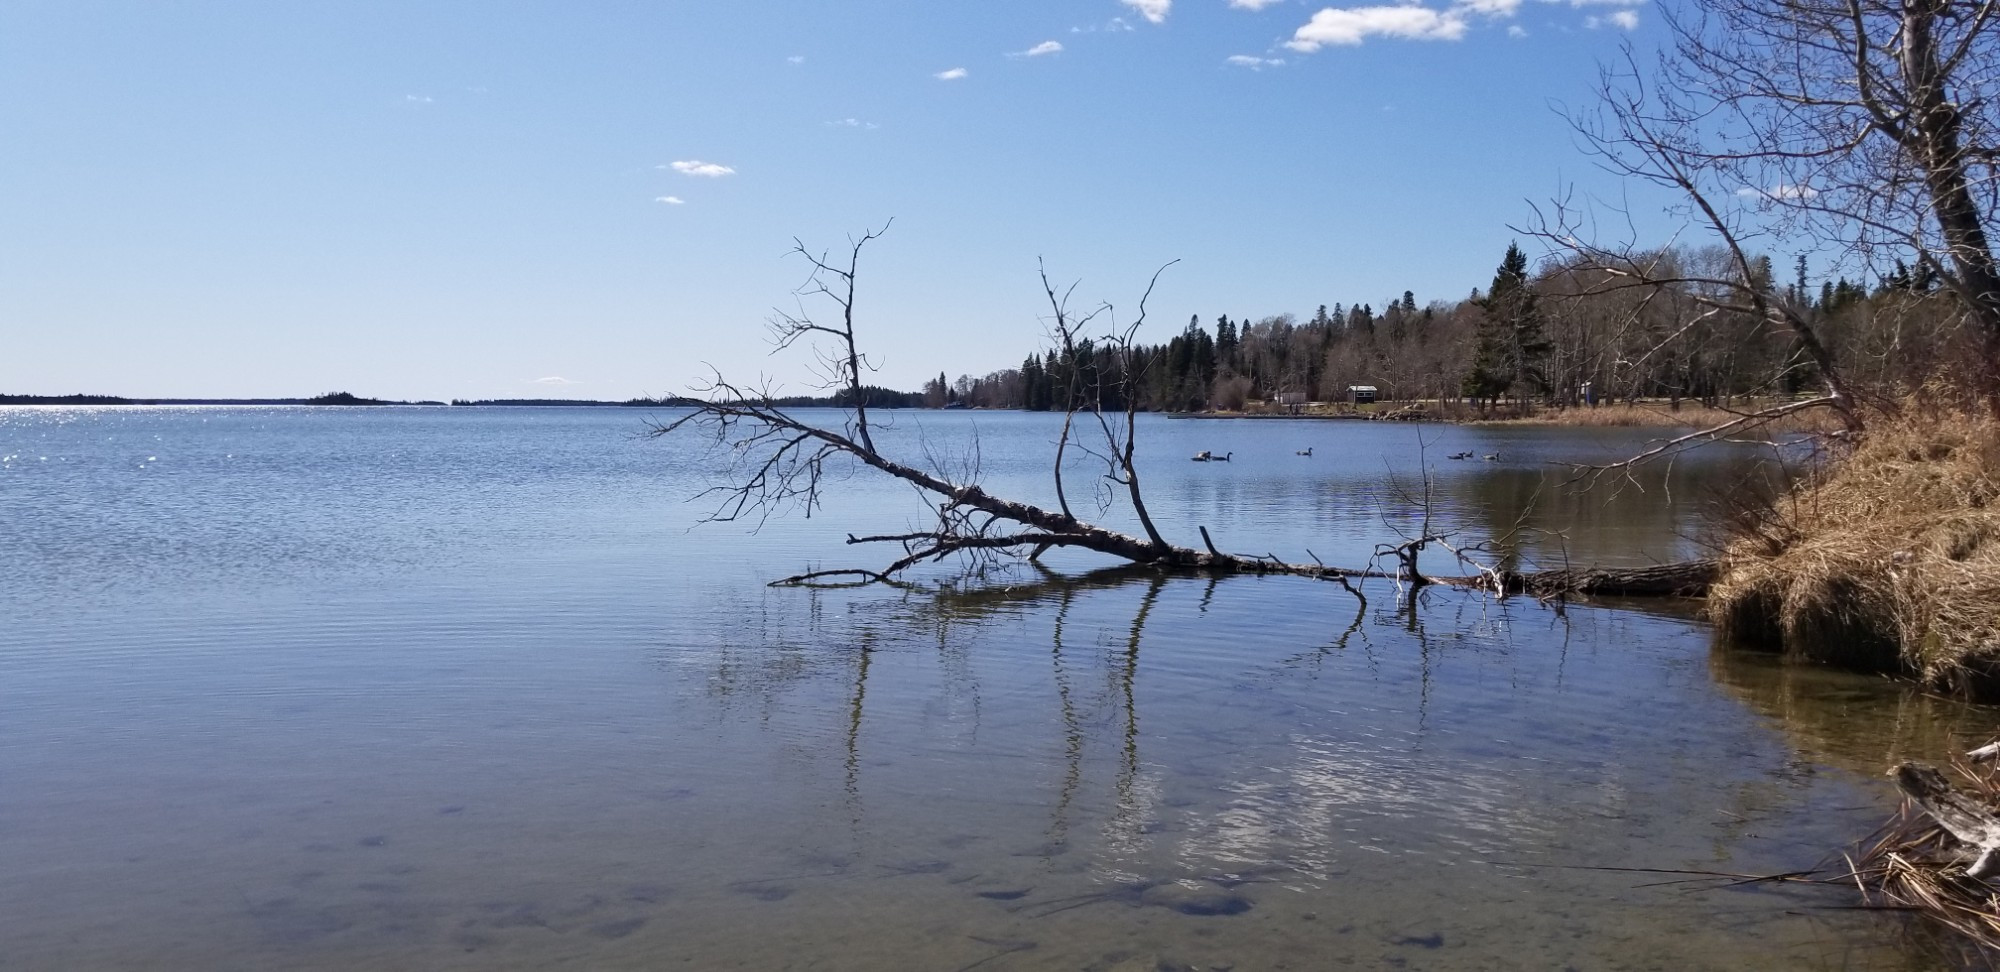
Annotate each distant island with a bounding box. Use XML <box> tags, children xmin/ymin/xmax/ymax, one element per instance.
<box><xmin>0</xmin><ymin>388</ymin><xmax>925</xmax><ymax>408</ymax></box>
<box><xmin>0</xmin><ymin>391</ymin><xmax>444</xmax><ymax>406</ymax></box>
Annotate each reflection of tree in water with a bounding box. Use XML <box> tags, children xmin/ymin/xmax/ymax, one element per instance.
<box><xmin>1708</xmin><ymin>640</ymin><xmax>2000</xmax><ymax>778</ymax></box>
<box><xmin>1173</xmin><ymin>445</ymin><xmax>1788</xmax><ymax>573</ymax></box>
<box><xmin>688</xmin><ymin>567</ymin><xmax>1956</xmax><ymax>892</ymax></box>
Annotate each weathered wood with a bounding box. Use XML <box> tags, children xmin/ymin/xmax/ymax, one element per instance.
<box><xmin>1485</xmin><ymin>560</ymin><xmax>1717</xmax><ymax>598</ymax></box>
<box><xmin>1891</xmin><ymin>761</ymin><xmax>2000</xmax><ymax>881</ymax></box>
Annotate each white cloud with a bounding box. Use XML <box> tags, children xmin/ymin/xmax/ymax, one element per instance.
<box><xmin>1229</xmin><ymin>0</ymin><xmax>1286</xmax><ymax>8</ymax></box>
<box><xmin>935</xmin><ymin>67</ymin><xmax>969</xmax><ymax>80</ymax></box>
<box><xmin>404</xmin><ymin>94</ymin><xmax>433</xmax><ymax>104</ymax></box>
<box><xmin>1507</xmin><ymin>23</ymin><xmax>1528</xmax><ymax>36</ymax></box>
<box><xmin>1552</xmin><ymin>0</ymin><xmax>1644</xmax><ymax>6</ymax></box>
<box><xmin>826</xmin><ymin>118</ymin><xmax>880</xmax><ymax>129</ymax></box>
<box><xmin>654</xmin><ymin>196</ymin><xmax>685</xmax><ymax>205</ymax></box>
<box><xmin>787</xmin><ymin>55</ymin><xmax>805</xmax><ymax>64</ymax></box>
<box><xmin>1123</xmin><ymin>0</ymin><xmax>1171</xmax><ymax>24</ymax></box>
<box><xmin>1012</xmin><ymin>40</ymin><xmax>1064</xmax><ymax>57</ymax></box>
<box><xmin>1226</xmin><ymin>54</ymin><xmax>1287</xmax><ymax>68</ymax></box>
<box><xmin>1737</xmin><ymin>184</ymin><xmax>1819</xmax><ymax>200</ymax></box>
<box><xmin>665</xmin><ymin>160</ymin><xmax>735</xmax><ymax>177</ymax></box>
<box><xmin>530</xmin><ymin>376</ymin><xmax>579</xmax><ymax>385</ymax></box>
<box><xmin>1608</xmin><ymin>9</ymin><xmax>1639</xmax><ymax>28</ymax></box>
<box><xmin>1287</xmin><ymin>6</ymin><xmax>1468</xmax><ymax>49</ymax></box>
<box><xmin>1454</xmin><ymin>0</ymin><xmax>1522</xmax><ymax>16</ymax></box>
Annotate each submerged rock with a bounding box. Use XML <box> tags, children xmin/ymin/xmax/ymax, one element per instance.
<box><xmin>1138</xmin><ymin>883</ymin><xmax>1252</xmax><ymax>916</ymax></box>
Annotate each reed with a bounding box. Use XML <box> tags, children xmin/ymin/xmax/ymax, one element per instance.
<box><xmin>1471</xmin><ymin>400</ymin><xmax>1844</xmax><ymax>429</ymax></box>
<box><xmin>1846</xmin><ymin>758</ymin><xmax>2000</xmax><ymax>960</ymax></box>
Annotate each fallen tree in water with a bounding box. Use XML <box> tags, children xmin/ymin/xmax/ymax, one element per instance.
<box><xmin>654</xmin><ymin>227</ymin><xmax>1715</xmax><ymax>601</ymax></box>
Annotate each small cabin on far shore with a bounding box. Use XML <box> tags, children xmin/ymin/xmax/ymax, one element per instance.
<box><xmin>1347</xmin><ymin>385</ymin><xmax>1379</xmax><ymax>405</ymax></box>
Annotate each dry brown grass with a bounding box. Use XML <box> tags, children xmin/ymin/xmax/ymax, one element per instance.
<box><xmin>1473</xmin><ymin>400</ymin><xmax>1846</xmax><ymax>429</ymax></box>
<box><xmin>1847</xmin><ymin>759</ymin><xmax>2000</xmax><ymax>962</ymax></box>
<box><xmin>1711</xmin><ymin>405</ymin><xmax>2000</xmax><ymax>694</ymax></box>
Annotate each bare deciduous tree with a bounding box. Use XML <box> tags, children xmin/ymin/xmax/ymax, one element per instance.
<box><xmin>1541</xmin><ymin>0</ymin><xmax>2000</xmax><ymax>424</ymax></box>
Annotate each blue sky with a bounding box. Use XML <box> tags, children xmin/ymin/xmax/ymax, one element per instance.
<box><xmin>1</xmin><ymin>0</ymin><xmax>1674</xmax><ymax>401</ymax></box>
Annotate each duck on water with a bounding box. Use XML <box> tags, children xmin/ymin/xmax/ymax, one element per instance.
<box><xmin>1191</xmin><ymin>451</ymin><xmax>1233</xmax><ymax>462</ymax></box>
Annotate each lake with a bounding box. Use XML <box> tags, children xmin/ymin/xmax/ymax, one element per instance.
<box><xmin>2</xmin><ymin>405</ymin><xmax>1994</xmax><ymax>970</ymax></box>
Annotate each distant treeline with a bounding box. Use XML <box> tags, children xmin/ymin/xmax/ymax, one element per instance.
<box><xmin>0</xmin><ymin>392</ymin><xmax>442</xmax><ymax>406</ymax></box>
<box><xmin>1</xmin><ymin>389</ymin><xmax>930</xmax><ymax>408</ymax></box>
<box><xmin>916</xmin><ymin>243</ymin><xmax>1950</xmax><ymax>413</ymax></box>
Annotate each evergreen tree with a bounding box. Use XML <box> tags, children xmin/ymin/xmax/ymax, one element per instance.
<box><xmin>1465</xmin><ymin>242</ymin><xmax>1551</xmax><ymax>406</ymax></box>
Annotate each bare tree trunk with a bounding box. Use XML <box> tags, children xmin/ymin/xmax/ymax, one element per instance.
<box><xmin>1902</xmin><ymin>0</ymin><xmax>2000</xmax><ymax>415</ymax></box>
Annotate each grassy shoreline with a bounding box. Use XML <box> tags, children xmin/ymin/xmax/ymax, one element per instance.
<box><xmin>1173</xmin><ymin>399</ymin><xmax>1832</xmax><ymax>430</ymax></box>
<box><xmin>1712</xmin><ymin>405</ymin><xmax>2000</xmax><ymax>697</ymax></box>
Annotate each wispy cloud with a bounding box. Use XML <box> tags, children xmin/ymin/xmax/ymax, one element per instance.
<box><xmin>404</xmin><ymin>94</ymin><xmax>433</xmax><ymax>104</ymax></box>
<box><xmin>787</xmin><ymin>55</ymin><xmax>805</xmax><ymax>64</ymax></box>
<box><xmin>1074</xmin><ymin>17</ymin><xmax>1137</xmax><ymax>32</ymax></box>
<box><xmin>1507</xmin><ymin>23</ymin><xmax>1528</xmax><ymax>36</ymax></box>
<box><xmin>1584</xmin><ymin>9</ymin><xmax>1639</xmax><ymax>28</ymax></box>
<box><xmin>1123</xmin><ymin>0</ymin><xmax>1171</xmax><ymax>24</ymax></box>
<box><xmin>1226</xmin><ymin>54</ymin><xmax>1287</xmax><ymax>69</ymax></box>
<box><xmin>664</xmin><ymin>160</ymin><xmax>735</xmax><ymax>177</ymax></box>
<box><xmin>826</xmin><ymin>117</ymin><xmax>880</xmax><ymax>129</ymax></box>
<box><xmin>1229</xmin><ymin>0</ymin><xmax>1287</xmax><ymax>8</ymax></box>
<box><xmin>1455</xmin><ymin>0</ymin><xmax>1522</xmax><ymax>15</ymax></box>
<box><xmin>935</xmin><ymin>67</ymin><xmax>969</xmax><ymax>80</ymax></box>
<box><xmin>654</xmin><ymin>196</ymin><xmax>685</xmax><ymax>205</ymax></box>
<box><xmin>530</xmin><ymin>376</ymin><xmax>579</xmax><ymax>385</ymax></box>
<box><xmin>1737</xmin><ymin>184</ymin><xmax>1818</xmax><ymax>200</ymax></box>
<box><xmin>1010</xmin><ymin>40</ymin><xmax>1064</xmax><ymax>57</ymax></box>
<box><xmin>1287</xmin><ymin>6</ymin><xmax>1468</xmax><ymax>48</ymax></box>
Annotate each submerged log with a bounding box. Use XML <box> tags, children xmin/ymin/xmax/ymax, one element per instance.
<box><xmin>1891</xmin><ymin>761</ymin><xmax>2000</xmax><ymax>881</ymax></box>
<box><xmin>1481</xmin><ymin>560</ymin><xmax>1717</xmax><ymax>598</ymax></box>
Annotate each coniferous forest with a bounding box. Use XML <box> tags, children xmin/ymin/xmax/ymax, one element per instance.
<box><xmin>919</xmin><ymin>242</ymin><xmax>1962</xmax><ymax>414</ymax></box>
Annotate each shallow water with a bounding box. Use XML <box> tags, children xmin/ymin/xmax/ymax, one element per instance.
<box><xmin>2</xmin><ymin>406</ymin><xmax>1995</xmax><ymax>969</ymax></box>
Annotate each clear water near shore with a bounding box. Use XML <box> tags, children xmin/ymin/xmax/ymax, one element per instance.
<box><xmin>2</xmin><ymin>405</ymin><xmax>1994</xmax><ymax>970</ymax></box>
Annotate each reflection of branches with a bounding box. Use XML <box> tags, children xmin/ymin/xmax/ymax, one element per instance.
<box><xmin>1279</xmin><ymin>595</ymin><xmax>1373</xmax><ymax>677</ymax></box>
<box><xmin>1048</xmin><ymin>576</ymin><xmax>1083</xmax><ymax>846</ymax></box>
<box><xmin>1112</xmin><ymin>574</ymin><xmax>1166</xmax><ymax>840</ymax></box>
<box><xmin>844</xmin><ymin>633</ymin><xmax>873</xmax><ymax>820</ymax></box>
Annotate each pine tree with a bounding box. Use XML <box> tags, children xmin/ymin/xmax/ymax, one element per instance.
<box><xmin>1465</xmin><ymin>242</ymin><xmax>1552</xmax><ymax>407</ymax></box>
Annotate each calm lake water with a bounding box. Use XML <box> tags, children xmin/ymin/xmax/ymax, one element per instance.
<box><xmin>4</xmin><ymin>405</ymin><xmax>1997</xmax><ymax>970</ymax></box>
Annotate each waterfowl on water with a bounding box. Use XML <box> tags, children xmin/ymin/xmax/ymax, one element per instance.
<box><xmin>1482</xmin><ymin>453</ymin><xmax>1500</xmax><ymax>461</ymax></box>
<box><xmin>1212</xmin><ymin>452</ymin><xmax>1233</xmax><ymax>462</ymax></box>
<box><xmin>1448</xmin><ymin>451</ymin><xmax>1473</xmax><ymax>460</ymax></box>
<box><xmin>1296</xmin><ymin>448</ymin><xmax>1313</xmax><ymax>456</ymax></box>
<box><xmin>1192</xmin><ymin>450</ymin><xmax>1212</xmax><ymax>462</ymax></box>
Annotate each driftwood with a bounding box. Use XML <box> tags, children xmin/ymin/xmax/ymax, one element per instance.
<box><xmin>1891</xmin><ymin>761</ymin><xmax>2000</xmax><ymax>881</ymax></box>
